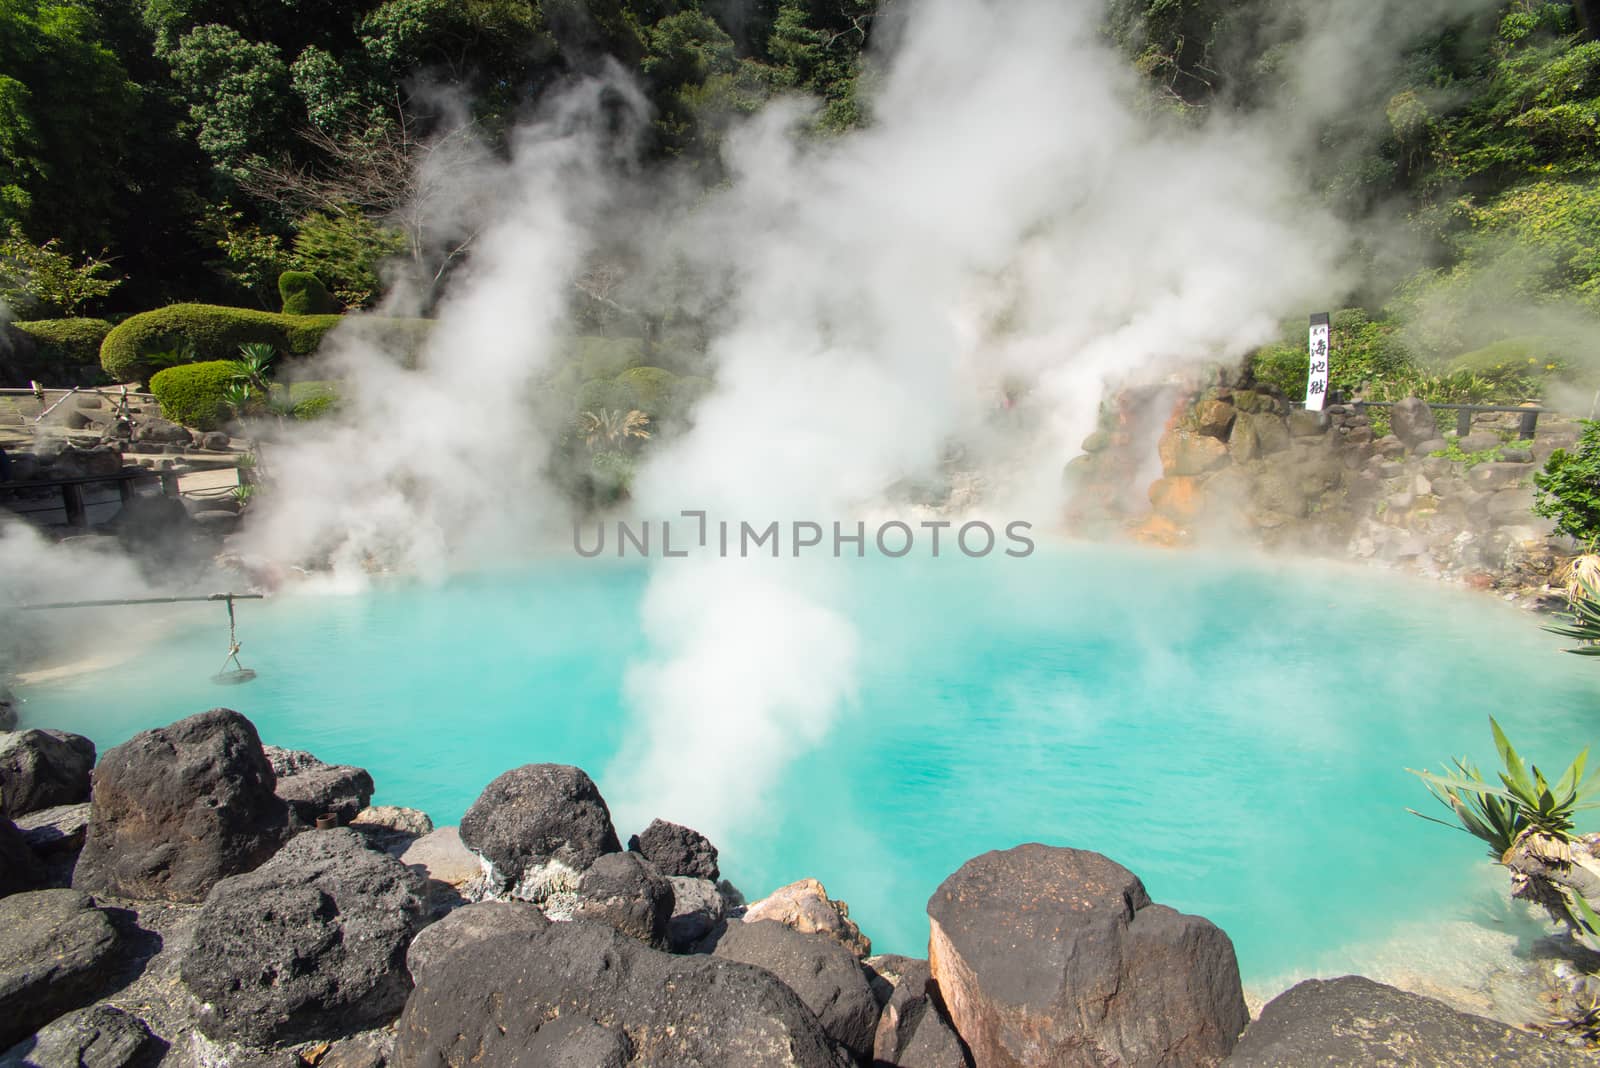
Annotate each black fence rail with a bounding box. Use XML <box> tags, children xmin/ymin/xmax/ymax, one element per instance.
<box><xmin>0</xmin><ymin>467</ymin><xmax>178</xmax><ymax>528</ymax></box>
<box><xmin>1347</xmin><ymin>400</ymin><xmax>1549</xmax><ymax>441</ymax></box>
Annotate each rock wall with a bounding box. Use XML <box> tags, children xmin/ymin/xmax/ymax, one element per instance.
<box><xmin>1067</xmin><ymin>379</ymin><xmax>1579</xmax><ymax>602</ymax></box>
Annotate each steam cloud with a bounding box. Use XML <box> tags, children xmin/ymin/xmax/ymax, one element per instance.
<box><xmin>3</xmin><ymin>0</ymin><xmax>1509</xmax><ymax>840</ymax></box>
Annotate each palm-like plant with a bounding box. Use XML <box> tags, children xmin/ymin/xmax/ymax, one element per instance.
<box><xmin>233</xmin><ymin>343</ymin><xmax>276</xmax><ymax>390</ymax></box>
<box><xmin>1549</xmin><ymin>572</ymin><xmax>1600</xmax><ymax>656</ymax></box>
<box><xmin>1408</xmin><ymin>717</ymin><xmax>1600</xmax><ymax>858</ymax></box>
<box><xmin>577</xmin><ymin>408</ymin><xmax>651</xmax><ymax>451</ymax></box>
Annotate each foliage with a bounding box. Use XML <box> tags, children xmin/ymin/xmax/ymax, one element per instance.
<box><xmin>8</xmin><ymin>318</ymin><xmax>111</xmax><ymax>379</ymax></box>
<box><xmin>1429</xmin><ymin>439</ymin><xmax>1511</xmax><ymax>469</ymax></box>
<box><xmin>160</xmin><ymin>23</ymin><xmax>290</xmax><ymax>178</ymax></box>
<box><xmin>290</xmin><ymin>211</ymin><xmax>406</xmax><ymax>308</ymax></box>
<box><xmin>1409</xmin><ymin>716</ymin><xmax>1600</xmax><ymax>857</ymax></box>
<box><xmin>1546</xmin><ymin>575</ymin><xmax>1600</xmax><ymax>655</ymax></box>
<box><xmin>0</xmin><ymin>225</ymin><xmax>121</xmax><ymax>316</ymax></box>
<box><xmin>0</xmin><ymin>0</ymin><xmax>141</xmax><ymax>255</ymax></box>
<box><xmin>573</xmin><ymin>335</ymin><xmax>647</xmax><ymax>381</ymax></box>
<box><xmin>577</xmin><ymin>407</ymin><xmax>651</xmax><ymax>450</ymax></box>
<box><xmin>277</xmin><ymin>270</ymin><xmax>339</xmax><ymax>315</ymax></box>
<box><xmin>99</xmin><ymin>303</ymin><xmax>342</xmax><ymax>382</ymax></box>
<box><xmin>1535</xmin><ymin>420</ymin><xmax>1600</xmax><ymax>542</ymax></box>
<box><xmin>149</xmin><ymin>358</ymin><xmax>239</xmax><ymax>429</ymax></box>
<box><xmin>201</xmin><ymin>205</ymin><xmax>294</xmax><ymax>309</ymax></box>
<box><xmin>1248</xmin><ymin>309</ymin><xmax>1415</xmax><ymax>399</ymax></box>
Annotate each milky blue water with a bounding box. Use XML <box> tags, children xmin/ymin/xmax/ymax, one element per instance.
<box><xmin>15</xmin><ymin>544</ymin><xmax>1600</xmax><ymax>988</ymax></box>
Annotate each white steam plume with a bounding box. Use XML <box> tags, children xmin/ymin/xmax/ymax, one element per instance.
<box><xmin>228</xmin><ymin>0</ymin><xmax>1492</xmax><ymax>842</ymax></box>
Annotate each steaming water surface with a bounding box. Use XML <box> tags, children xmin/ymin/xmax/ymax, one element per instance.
<box><xmin>17</xmin><ymin>544</ymin><xmax>1597</xmax><ymax>993</ymax></box>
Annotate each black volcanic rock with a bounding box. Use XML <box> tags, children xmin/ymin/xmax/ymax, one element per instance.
<box><xmin>1226</xmin><ymin>976</ymin><xmax>1594</xmax><ymax>1067</ymax></box>
<box><xmin>0</xmin><ymin>730</ymin><xmax>95</xmax><ymax>817</ymax></box>
<box><xmin>74</xmin><ymin>709</ymin><xmax>287</xmax><ymax>902</ymax></box>
<box><xmin>263</xmin><ymin>745</ymin><xmax>374</xmax><ymax>828</ymax></box>
<box><xmin>0</xmin><ymin>890</ymin><xmax>124</xmax><ymax>1049</ymax></box>
<box><xmin>458</xmin><ymin>764</ymin><xmax>620</xmax><ymax>892</ymax></box>
<box><xmin>628</xmin><ymin>818</ymin><xmax>719</xmax><ymax>880</ymax></box>
<box><xmin>393</xmin><ymin>921</ymin><xmax>841</xmax><ymax>1068</ymax></box>
<box><xmin>0</xmin><ymin>817</ymin><xmax>46</xmax><ymax>899</ymax></box>
<box><xmin>179</xmin><ymin>829</ymin><xmax>425</xmax><ymax>1047</ymax></box>
<box><xmin>704</xmin><ymin>919</ymin><xmax>879</xmax><ymax>1063</ymax></box>
<box><xmin>0</xmin><ymin>1004</ymin><xmax>164</xmax><ymax>1068</ymax></box>
<box><xmin>573</xmin><ymin>851</ymin><xmax>673</xmax><ymax>948</ymax></box>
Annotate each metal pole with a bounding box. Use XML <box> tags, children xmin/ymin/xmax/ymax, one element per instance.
<box><xmin>19</xmin><ymin>593</ymin><xmax>265</xmax><ymax>610</ymax></box>
<box><xmin>1456</xmin><ymin>409</ymin><xmax>1472</xmax><ymax>438</ymax></box>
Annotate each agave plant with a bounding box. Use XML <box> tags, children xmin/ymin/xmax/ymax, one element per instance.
<box><xmin>233</xmin><ymin>343</ymin><xmax>276</xmax><ymax>391</ymax></box>
<box><xmin>577</xmin><ymin>408</ymin><xmax>651</xmax><ymax>451</ymax></box>
<box><xmin>222</xmin><ymin>380</ymin><xmax>257</xmax><ymax>418</ymax></box>
<box><xmin>1409</xmin><ymin>717</ymin><xmax>1600</xmax><ymax>856</ymax></box>
<box><xmin>1547</xmin><ymin>574</ymin><xmax>1600</xmax><ymax>656</ymax></box>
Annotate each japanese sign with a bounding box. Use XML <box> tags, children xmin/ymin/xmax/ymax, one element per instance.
<box><xmin>1306</xmin><ymin>312</ymin><xmax>1331</xmax><ymax>412</ymax></box>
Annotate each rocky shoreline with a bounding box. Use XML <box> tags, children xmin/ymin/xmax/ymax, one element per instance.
<box><xmin>3</xmin><ymin>709</ymin><xmax>1598</xmax><ymax>1067</ymax></box>
<box><xmin>1066</xmin><ymin>380</ymin><xmax>1586</xmax><ymax>611</ymax></box>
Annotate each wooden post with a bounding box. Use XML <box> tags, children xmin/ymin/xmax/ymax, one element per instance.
<box><xmin>1456</xmin><ymin>409</ymin><xmax>1472</xmax><ymax>438</ymax></box>
<box><xmin>61</xmin><ymin>483</ymin><xmax>86</xmax><ymax>528</ymax></box>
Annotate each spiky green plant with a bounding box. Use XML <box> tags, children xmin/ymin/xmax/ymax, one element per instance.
<box><xmin>1548</xmin><ymin>575</ymin><xmax>1600</xmax><ymax>656</ymax></box>
<box><xmin>1408</xmin><ymin>716</ymin><xmax>1600</xmax><ymax>857</ymax></box>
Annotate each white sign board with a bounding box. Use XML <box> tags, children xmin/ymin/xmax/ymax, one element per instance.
<box><xmin>1306</xmin><ymin>313</ymin><xmax>1331</xmax><ymax>412</ymax></box>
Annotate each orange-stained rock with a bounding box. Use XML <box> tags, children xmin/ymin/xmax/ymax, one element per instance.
<box><xmin>1130</xmin><ymin>514</ymin><xmax>1186</xmax><ymax>547</ymax></box>
<box><xmin>927</xmin><ymin>845</ymin><xmax>1248</xmax><ymax>1068</ymax></box>
<box><xmin>1149</xmin><ymin>476</ymin><xmax>1205</xmax><ymax>522</ymax></box>
<box><xmin>1194</xmin><ymin>398</ymin><xmax>1236</xmax><ymax>440</ymax></box>
<box><xmin>743</xmin><ymin>877</ymin><xmax>870</xmax><ymax>958</ymax></box>
<box><xmin>1158</xmin><ymin>429</ymin><xmax>1229</xmax><ymax>478</ymax></box>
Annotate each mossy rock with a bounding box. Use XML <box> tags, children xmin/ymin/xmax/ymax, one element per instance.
<box><xmin>1</xmin><ymin>318</ymin><xmax>112</xmax><ymax>386</ymax></box>
<box><xmin>149</xmin><ymin>360</ymin><xmax>240</xmax><ymax>431</ymax></box>
<box><xmin>278</xmin><ymin>271</ymin><xmax>341</xmax><ymax>316</ymax></box>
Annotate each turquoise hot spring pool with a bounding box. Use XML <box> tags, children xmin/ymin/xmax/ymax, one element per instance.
<box><xmin>14</xmin><ymin>544</ymin><xmax>1599</xmax><ymax>992</ymax></box>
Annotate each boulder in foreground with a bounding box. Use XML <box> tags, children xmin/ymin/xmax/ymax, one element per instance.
<box><xmin>628</xmin><ymin>818</ymin><xmax>720</xmax><ymax>880</ymax></box>
<box><xmin>703</xmin><ymin>919</ymin><xmax>879</xmax><ymax>1063</ymax></box>
<box><xmin>74</xmin><ymin>709</ymin><xmax>286</xmax><ymax>902</ymax></box>
<box><xmin>458</xmin><ymin>764</ymin><xmax>621</xmax><ymax>896</ymax></box>
<box><xmin>1225</xmin><ymin>975</ymin><xmax>1594</xmax><ymax>1067</ymax></box>
<box><xmin>927</xmin><ymin>844</ymin><xmax>1247</xmax><ymax>1068</ymax></box>
<box><xmin>0</xmin><ymin>889</ymin><xmax>124</xmax><ymax>1050</ymax></box>
<box><xmin>0</xmin><ymin>730</ymin><xmax>95</xmax><ymax>817</ymax></box>
<box><xmin>179</xmin><ymin>828</ymin><xmax>425</xmax><ymax>1047</ymax></box>
<box><xmin>0</xmin><ymin>1004</ymin><xmax>163</xmax><ymax>1068</ymax></box>
<box><xmin>393</xmin><ymin>920</ymin><xmax>842</xmax><ymax>1068</ymax></box>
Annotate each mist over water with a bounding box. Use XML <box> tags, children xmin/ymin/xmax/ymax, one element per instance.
<box><xmin>0</xmin><ymin>1</ymin><xmax>1535</xmax><ymax>848</ymax></box>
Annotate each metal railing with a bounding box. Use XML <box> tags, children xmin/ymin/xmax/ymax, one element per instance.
<box><xmin>1348</xmin><ymin>400</ymin><xmax>1548</xmax><ymax>440</ymax></box>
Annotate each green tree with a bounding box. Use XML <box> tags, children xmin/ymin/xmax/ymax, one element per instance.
<box><xmin>0</xmin><ymin>0</ymin><xmax>140</xmax><ymax>254</ymax></box>
<box><xmin>291</xmin><ymin>209</ymin><xmax>406</xmax><ymax>307</ymax></box>
<box><xmin>161</xmin><ymin>24</ymin><xmax>290</xmax><ymax>177</ymax></box>
<box><xmin>0</xmin><ymin>224</ymin><xmax>121</xmax><ymax>316</ymax></box>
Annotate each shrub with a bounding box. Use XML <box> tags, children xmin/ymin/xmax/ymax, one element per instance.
<box><xmin>100</xmin><ymin>304</ymin><xmax>343</xmax><ymax>383</ymax></box>
<box><xmin>150</xmin><ymin>360</ymin><xmax>241</xmax><ymax>430</ymax></box>
<box><xmin>572</xmin><ymin>335</ymin><xmax>645</xmax><ymax>380</ymax></box>
<box><xmin>1535</xmin><ymin>419</ymin><xmax>1600</xmax><ymax>543</ymax></box>
<box><xmin>1248</xmin><ymin>309</ymin><xmax>1414</xmax><ymax>399</ymax></box>
<box><xmin>575</xmin><ymin>377</ymin><xmax>639</xmax><ymax>415</ymax></box>
<box><xmin>3</xmin><ymin>318</ymin><xmax>111</xmax><ymax>384</ymax></box>
<box><xmin>616</xmin><ymin>366</ymin><xmax>679</xmax><ymax>414</ymax></box>
<box><xmin>101</xmin><ymin>304</ymin><xmax>434</xmax><ymax>383</ymax></box>
<box><xmin>278</xmin><ymin>271</ymin><xmax>340</xmax><ymax>315</ymax></box>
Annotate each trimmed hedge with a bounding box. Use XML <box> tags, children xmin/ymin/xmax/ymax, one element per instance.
<box><xmin>101</xmin><ymin>304</ymin><xmax>344</xmax><ymax>383</ymax></box>
<box><xmin>573</xmin><ymin>335</ymin><xmax>645</xmax><ymax>380</ymax></box>
<box><xmin>101</xmin><ymin>304</ymin><xmax>436</xmax><ymax>383</ymax></box>
<box><xmin>149</xmin><ymin>360</ymin><xmax>239</xmax><ymax>431</ymax></box>
<box><xmin>0</xmin><ymin>318</ymin><xmax>112</xmax><ymax>386</ymax></box>
<box><xmin>279</xmin><ymin>271</ymin><xmax>340</xmax><ymax>315</ymax></box>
